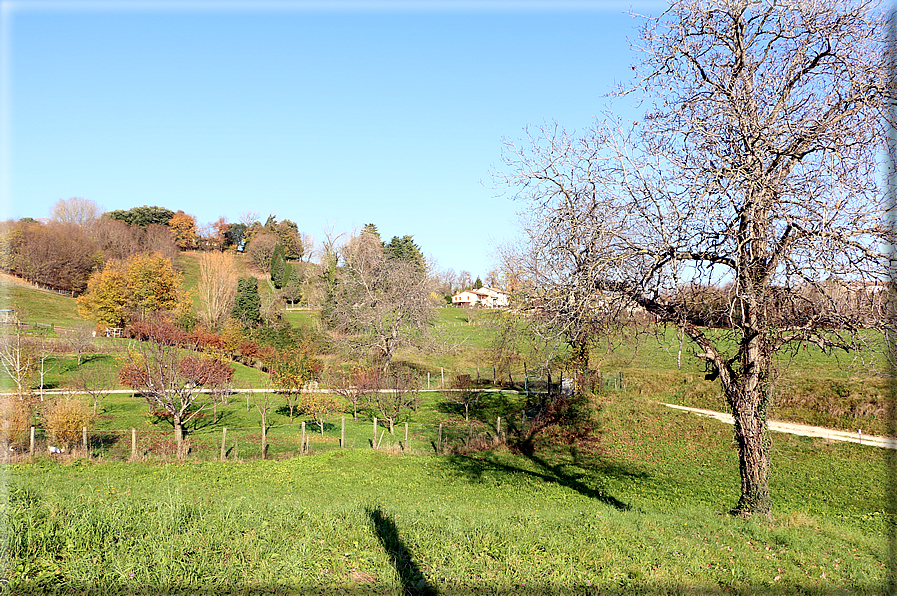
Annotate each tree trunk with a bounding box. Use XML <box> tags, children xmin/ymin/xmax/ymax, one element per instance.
<box><xmin>174</xmin><ymin>415</ymin><xmax>185</xmax><ymax>460</ymax></box>
<box><xmin>731</xmin><ymin>396</ymin><xmax>771</xmax><ymax>518</ymax></box>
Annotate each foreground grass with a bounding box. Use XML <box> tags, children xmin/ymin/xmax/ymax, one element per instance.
<box><xmin>5</xmin><ymin>395</ymin><xmax>888</xmax><ymax>595</ymax></box>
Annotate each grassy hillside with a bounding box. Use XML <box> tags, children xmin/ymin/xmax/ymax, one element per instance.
<box><xmin>6</xmin><ymin>391</ymin><xmax>888</xmax><ymax>595</ymax></box>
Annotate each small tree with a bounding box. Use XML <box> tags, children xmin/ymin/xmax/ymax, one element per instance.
<box><xmin>300</xmin><ymin>393</ymin><xmax>341</xmax><ymax>437</ymax></box>
<box><xmin>253</xmin><ymin>388</ymin><xmax>273</xmax><ymax>459</ymax></box>
<box><xmin>0</xmin><ymin>318</ymin><xmax>36</xmax><ymax>396</ymax></box>
<box><xmin>441</xmin><ymin>373</ymin><xmax>482</xmax><ymax>422</ymax></box>
<box><xmin>65</xmin><ymin>324</ymin><xmax>96</xmax><ymax>366</ymax></box>
<box><xmin>327</xmin><ymin>366</ymin><xmax>369</xmax><ymax>422</ymax></box>
<box><xmin>267</xmin><ymin>346</ymin><xmax>322</xmax><ymax>420</ymax></box>
<box><xmin>369</xmin><ymin>365</ymin><xmax>421</xmax><ymax>434</ymax></box>
<box><xmin>69</xmin><ymin>364</ymin><xmax>117</xmax><ymax>415</ymax></box>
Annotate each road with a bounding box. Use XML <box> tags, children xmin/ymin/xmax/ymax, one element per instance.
<box><xmin>660</xmin><ymin>403</ymin><xmax>897</xmax><ymax>450</ymax></box>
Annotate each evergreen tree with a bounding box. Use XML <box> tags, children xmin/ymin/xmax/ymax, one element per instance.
<box><xmin>270</xmin><ymin>244</ymin><xmax>286</xmax><ymax>289</ymax></box>
<box><xmin>383</xmin><ymin>235</ymin><xmax>425</xmax><ymax>271</ymax></box>
<box><xmin>474</xmin><ymin>277</ymin><xmax>483</xmax><ymax>290</ymax></box>
<box><xmin>232</xmin><ymin>277</ymin><xmax>261</xmax><ymax>326</ymax></box>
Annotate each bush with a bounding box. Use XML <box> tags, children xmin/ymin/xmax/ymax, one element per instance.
<box><xmin>44</xmin><ymin>397</ymin><xmax>93</xmax><ymax>451</ymax></box>
<box><xmin>0</xmin><ymin>394</ymin><xmax>35</xmax><ymax>448</ymax></box>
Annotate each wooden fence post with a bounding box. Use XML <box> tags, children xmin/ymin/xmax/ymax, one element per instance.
<box><xmin>496</xmin><ymin>417</ymin><xmax>501</xmax><ymax>441</ymax></box>
<box><xmin>30</xmin><ymin>427</ymin><xmax>35</xmax><ymax>456</ymax></box>
<box><xmin>373</xmin><ymin>418</ymin><xmax>377</xmax><ymax>449</ymax></box>
<box><xmin>131</xmin><ymin>428</ymin><xmax>137</xmax><ymax>460</ymax></box>
<box><xmin>82</xmin><ymin>427</ymin><xmax>88</xmax><ymax>457</ymax></box>
<box><xmin>220</xmin><ymin>427</ymin><xmax>227</xmax><ymax>461</ymax></box>
<box><xmin>341</xmin><ymin>417</ymin><xmax>345</xmax><ymax>449</ymax></box>
<box><xmin>404</xmin><ymin>422</ymin><xmax>408</xmax><ymax>451</ymax></box>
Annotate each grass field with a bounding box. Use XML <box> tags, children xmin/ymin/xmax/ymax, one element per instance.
<box><xmin>1</xmin><ymin>268</ymin><xmax>893</xmax><ymax>594</ymax></box>
<box><xmin>5</xmin><ymin>392</ymin><xmax>889</xmax><ymax>595</ymax></box>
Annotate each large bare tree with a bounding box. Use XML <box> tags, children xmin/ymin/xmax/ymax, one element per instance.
<box><xmin>197</xmin><ymin>252</ymin><xmax>240</xmax><ymax>331</ymax></box>
<box><xmin>322</xmin><ymin>230</ymin><xmax>435</xmax><ymax>372</ymax></box>
<box><xmin>498</xmin><ymin>0</ymin><xmax>894</xmax><ymax>517</ymax></box>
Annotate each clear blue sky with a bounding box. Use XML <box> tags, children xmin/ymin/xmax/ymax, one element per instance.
<box><xmin>2</xmin><ymin>0</ymin><xmax>664</xmax><ymax>279</ymax></box>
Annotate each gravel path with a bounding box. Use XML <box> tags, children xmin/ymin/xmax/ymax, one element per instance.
<box><xmin>660</xmin><ymin>402</ymin><xmax>896</xmax><ymax>449</ymax></box>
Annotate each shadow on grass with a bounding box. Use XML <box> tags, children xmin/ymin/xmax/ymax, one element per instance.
<box><xmin>444</xmin><ymin>451</ymin><xmax>642</xmax><ymax>511</ymax></box>
<box><xmin>365</xmin><ymin>506</ymin><xmax>437</xmax><ymax>596</ymax></box>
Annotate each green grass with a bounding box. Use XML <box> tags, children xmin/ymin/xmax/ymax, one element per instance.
<box><xmin>0</xmin><ymin>279</ymin><xmax>82</xmax><ymax>330</ymax></box>
<box><xmin>5</xmin><ymin>391</ymin><xmax>888</xmax><ymax>595</ymax></box>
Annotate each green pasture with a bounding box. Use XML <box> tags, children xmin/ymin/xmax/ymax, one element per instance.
<box><xmin>5</xmin><ymin>392</ymin><xmax>888</xmax><ymax>595</ymax></box>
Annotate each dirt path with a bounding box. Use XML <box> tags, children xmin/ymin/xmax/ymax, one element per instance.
<box><xmin>661</xmin><ymin>402</ymin><xmax>897</xmax><ymax>449</ymax></box>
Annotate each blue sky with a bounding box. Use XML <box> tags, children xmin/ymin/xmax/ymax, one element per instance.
<box><xmin>2</xmin><ymin>0</ymin><xmax>664</xmax><ymax>279</ymax></box>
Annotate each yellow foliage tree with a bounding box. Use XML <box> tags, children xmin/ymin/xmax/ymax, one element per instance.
<box><xmin>168</xmin><ymin>210</ymin><xmax>197</xmax><ymax>250</ymax></box>
<box><xmin>78</xmin><ymin>253</ymin><xmax>191</xmax><ymax>329</ymax></box>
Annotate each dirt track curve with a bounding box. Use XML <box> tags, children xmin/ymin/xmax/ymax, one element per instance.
<box><xmin>661</xmin><ymin>403</ymin><xmax>896</xmax><ymax>450</ymax></box>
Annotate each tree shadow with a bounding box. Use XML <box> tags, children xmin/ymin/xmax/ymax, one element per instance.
<box><xmin>365</xmin><ymin>506</ymin><xmax>438</xmax><ymax>596</ymax></box>
<box><xmin>444</xmin><ymin>451</ymin><xmax>641</xmax><ymax>512</ymax></box>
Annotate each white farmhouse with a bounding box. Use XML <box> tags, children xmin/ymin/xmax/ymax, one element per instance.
<box><xmin>451</xmin><ymin>287</ymin><xmax>509</xmax><ymax>308</ymax></box>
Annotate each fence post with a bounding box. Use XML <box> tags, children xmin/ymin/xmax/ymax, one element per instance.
<box><xmin>404</xmin><ymin>422</ymin><xmax>408</xmax><ymax>451</ymax></box>
<box><xmin>82</xmin><ymin>427</ymin><xmax>88</xmax><ymax>457</ymax></box>
<box><xmin>131</xmin><ymin>428</ymin><xmax>137</xmax><ymax>460</ymax></box>
<box><xmin>437</xmin><ymin>424</ymin><xmax>442</xmax><ymax>455</ymax></box>
<box><xmin>30</xmin><ymin>427</ymin><xmax>35</xmax><ymax>456</ymax></box>
<box><xmin>220</xmin><ymin>427</ymin><xmax>227</xmax><ymax>461</ymax></box>
<box><xmin>496</xmin><ymin>417</ymin><xmax>501</xmax><ymax>441</ymax></box>
<box><xmin>427</xmin><ymin>372</ymin><xmax>430</xmax><ymax>390</ymax></box>
<box><xmin>373</xmin><ymin>418</ymin><xmax>377</xmax><ymax>449</ymax></box>
<box><xmin>301</xmin><ymin>422</ymin><xmax>306</xmax><ymax>455</ymax></box>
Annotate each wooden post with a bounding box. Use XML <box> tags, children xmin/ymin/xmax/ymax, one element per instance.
<box><xmin>496</xmin><ymin>417</ymin><xmax>501</xmax><ymax>440</ymax></box>
<box><xmin>29</xmin><ymin>427</ymin><xmax>35</xmax><ymax>456</ymax></box>
<box><xmin>220</xmin><ymin>427</ymin><xmax>227</xmax><ymax>461</ymax></box>
<box><xmin>437</xmin><ymin>424</ymin><xmax>443</xmax><ymax>455</ymax></box>
<box><xmin>82</xmin><ymin>427</ymin><xmax>88</xmax><ymax>457</ymax></box>
<box><xmin>131</xmin><ymin>428</ymin><xmax>137</xmax><ymax>460</ymax></box>
<box><xmin>301</xmin><ymin>421</ymin><xmax>306</xmax><ymax>455</ymax></box>
<box><xmin>404</xmin><ymin>422</ymin><xmax>408</xmax><ymax>451</ymax></box>
<box><xmin>373</xmin><ymin>418</ymin><xmax>377</xmax><ymax>449</ymax></box>
<box><xmin>427</xmin><ymin>372</ymin><xmax>430</xmax><ymax>390</ymax></box>
<box><xmin>341</xmin><ymin>416</ymin><xmax>345</xmax><ymax>449</ymax></box>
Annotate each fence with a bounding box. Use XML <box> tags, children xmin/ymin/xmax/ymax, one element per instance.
<box><xmin>0</xmin><ymin>414</ymin><xmax>516</xmax><ymax>463</ymax></box>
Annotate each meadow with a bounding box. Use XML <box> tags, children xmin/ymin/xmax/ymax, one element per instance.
<box><xmin>1</xmin><ymin>260</ymin><xmax>893</xmax><ymax>594</ymax></box>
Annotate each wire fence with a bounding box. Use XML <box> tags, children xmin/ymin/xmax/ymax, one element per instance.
<box><xmin>0</xmin><ymin>414</ymin><xmax>517</xmax><ymax>463</ymax></box>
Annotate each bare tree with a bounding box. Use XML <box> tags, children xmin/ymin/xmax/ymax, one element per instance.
<box><xmin>65</xmin><ymin>324</ymin><xmax>96</xmax><ymax>366</ymax></box>
<box><xmin>0</xmin><ymin>318</ymin><xmax>36</xmax><ymax>396</ymax></box>
<box><xmin>50</xmin><ymin>197</ymin><xmax>102</xmax><ymax>228</ymax></box>
<box><xmin>69</xmin><ymin>364</ymin><xmax>117</xmax><ymax>415</ymax></box>
<box><xmin>197</xmin><ymin>252</ymin><xmax>240</xmax><ymax>331</ymax></box>
<box><xmin>119</xmin><ymin>322</ymin><xmax>234</xmax><ymax>459</ymax></box>
<box><xmin>441</xmin><ymin>373</ymin><xmax>482</xmax><ymax>422</ymax></box>
<box><xmin>364</xmin><ymin>365</ymin><xmax>421</xmax><ymax>434</ymax></box>
<box><xmin>323</xmin><ymin>230</ymin><xmax>435</xmax><ymax>372</ymax></box>
<box><xmin>497</xmin><ymin>1</ymin><xmax>893</xmax><ymax>517</ymax></box>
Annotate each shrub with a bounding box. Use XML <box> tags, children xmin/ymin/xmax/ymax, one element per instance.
<box><xmin>44</xmin><ymin>397</ymin><xmax>92</xmax><ymax>451</ymax></box>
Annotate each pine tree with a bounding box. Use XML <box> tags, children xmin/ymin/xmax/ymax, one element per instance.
<box><xmin>232</xmin><ymin>277</ymin><xmax>261</xmax><ymax>326</ymax></box>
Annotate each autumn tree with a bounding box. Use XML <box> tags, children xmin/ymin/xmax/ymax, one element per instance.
<box><xmin>197</xmin><ymin>252</ymin><xmax>240</xmax><ymax>331</ymax></box>
<box><xmin>300</xmin><ymin>393</ymin><xmax>341</xmax><ymax>437</ymax></box>
<box><xmin>168</xmin><ymin>210</ymin><xmax>198</xmax><ymax>250</ymax></box>
<box><xmin>245</xmin><ymin>233</ymin><xmax>279</xmax><ymax>274</ymax></box>
<box><xmin>498</xmin><ymin>0</ymin><xmax>894</xmax><ymax>517</ymax></box>
<box><xmin>267</xmin><ymin>346</ymin><xmax>322</xmax><ymax>420</ymax></box>
<box><xmin>78</xmin><ymin>253</ymin><xmax>191</xmax><ymax>329</ymax></box>
<box><xmin>119</xmin><ymin>320</ymin><xmax>234</xmax><ymax>459</ymax></box>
